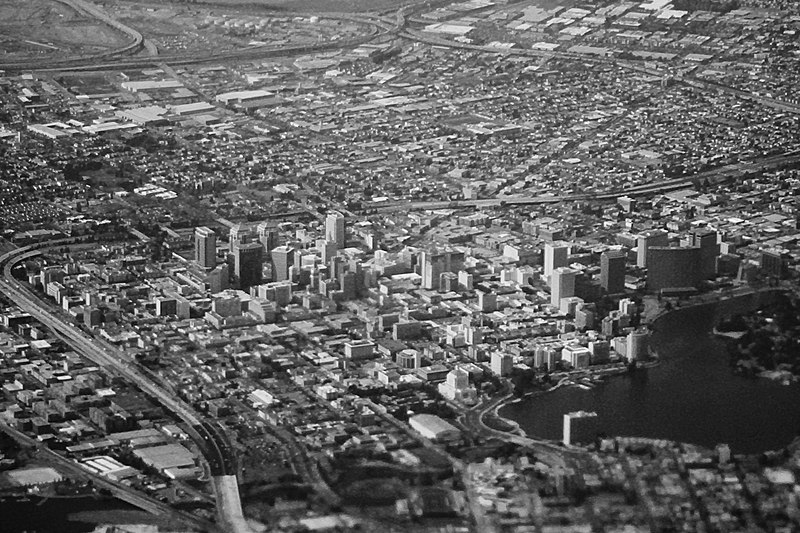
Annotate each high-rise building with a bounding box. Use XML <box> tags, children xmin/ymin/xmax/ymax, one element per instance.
<box><xmin>257</xmin><ymin>222</ymin><xmax>278</xmax><ymax>252</ymax></box>
<box><xmin>271</xmin><ymin>245</ymin><xmax>294</xmax><ymax>282</ymax></box>
<box><xmin>544</xmin><ymin>241</ymin><xmax>569</xmax><ymax>279</ymax></box>
<box><xmin>194</xmin><ymin>227</ymin><xmax>216</xmax><ymax>269</ymax></box>
<box><xmin>646</xmin><ymin>246</ymin><xmax>701</xmax><ymax>292</ymax></box>
<box><xmin>691</xmin><ymin>228</ymin><xmax>719</xmax><ymax>280</ymax></box>
<box><xmin>420</xmin><ymin>249</ymin><xmax>465</xmax><ymax>290</ymax></box>
<box><xmin>206</xmin><ymin>264</ymin><xmax>229</xmax><ymax>293</ymax></box>
<box><xmin>229</xmin><ymin>224</ymin><xmax>250</xmax><ymax>252</ymax></box>
<box><xmin>234</xmin><ymin>242</ymin><xmax>263</xmax><ymax>289</ymax></box>
<box><xmin>478</xmin><ymin>291</ymin><xmax>497</xmax><ymax>312</ymax></box>
<box><xmin>563</xmin><ymin>411</ymin><xmax>599</xmax><ymax>446</ymax></box>
<box><xmin>155</xmin><ymin>297</ymin><xmax>177</xmax><ymax>317</ymax></box>
<box><xmin>317</xmin><ymin>239</ymin><xmax>337</xmax><ymax>263</ymax></box>
<box><xmin>325</xmin><ymin>211</ymin><xmax>346</xmax><ymax>249</ymax></box>
<box><xmin>626</xmin><ymin>329</ymin><xmax>649</xmax><ymax>360</ymax></box>
<box><xmin>760</xmin><ymin>248</ymin><xmax>789</xmax><ymax>279</ymax></box>
<box><xmin>551</xmin><ymin>267</ymin><xmax>577</xmax><ymax>307</ymax></box>
<box><xmin>491</xmin><ymin>352</ymin><xmax>513</xmax><ymax>376</ymax></box>
<box><xmin>637</xmin><ymin>229</ymin><xmax>669</xmax><ymax>268</ymax></box>
<box><xmin>600</xmin><ymin>250</ymin><xmax>626</xmax><ymax>294</ymax></box>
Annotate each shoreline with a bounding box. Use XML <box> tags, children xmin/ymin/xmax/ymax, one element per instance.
<box><xmin>490</xmin><ymin>286</ymin><xmax>794</xmax><ymax>452</ymax></box>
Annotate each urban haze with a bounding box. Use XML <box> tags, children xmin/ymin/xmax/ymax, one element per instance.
<box><xmin>0</xmin><ymin>0</ymin><xmax>799</xmax><ymax>532</ymax></box>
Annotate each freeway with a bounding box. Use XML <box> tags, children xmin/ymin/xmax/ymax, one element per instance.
<box><xmin>0</xmin><ymin>240</ymin><xmax>251</xmax><ymax>533</ymax></box>
<box><xmin>0</xmin><ymin>420</ymin><xmax>216</xmax><ymax>532</ymax></box>
<box><xmin>7</xmin><ymin>11</ymin><xmax>395</xmax><ymax>73</ymax></box>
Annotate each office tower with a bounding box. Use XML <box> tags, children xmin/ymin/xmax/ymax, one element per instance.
<box><xmin>478</xmin><ymin>291</ymin><xmax>497</xmax><ymax>312</ymax></box>
<box><xmin>575</xmin><ymin>303</ymin><xmax>595</xmax><ymax>331</ymax></box>
<box><xmin>271</xmin><ymin>245</ymin><xmax>294</xmax><ymax>282</ymax></box>
<box><xmin>626</xmin><ymin>329</ymin><xmax>649</xmax><ymax>360</ymax></box>
<box><xmin>194</xmin><ymin>227</ymin><xmax>216</xmax><ymax>269</ymax></box>
<box><xmin>636</xmin><ymin>229</ymin><xmax>669</xmax><ymax>268</ymax></box>
<box><xmin>229</xmin><ymin>223</ymin><xmax>250</xmax><ymax>252</ymax></box>
<box><xmin>437</xmin><ymin>367</ymin><xmax>477</xmax><ymax>404</ymax></box>
<box><xmin>490</xmin><ymin>352</ymin><xmax>513</xmax><ymax>376</ymax></box>
<box><xmin>458</xmin><ymin>271</ymin><xmax>474</xmax><ymax>291</ymax></box>
<box><xmin>257</xmin><ymin>222</ymin><xmax>278</xmax><ymax>252</ymax></box>
<box><xmin>155</xmin><ymin>297</ymin><xmax>177</xmax><ymax>317</ymax></box>
<box><xmin>563</xmin><ymin>411</ymin><xmax>599</xmax><ymax>446</ymax></box>
<box><xmin>206</xmin><ymin>264</ymin><xmax>229</xmax><ymax>293</ymax></box>
<box><xmin>340</xmin><ymin>271</ymin><xmax>357</xmax><ymax>300</ymax></box>
<box><xmin>420</xmin><ymin>249</ymin><xmax>465</xmax><ymax>290</ymax></box>
<box><xmin>440</xmin><ymin>272</ymin><xmax>459</xmax><ymax>292</ymax></box>
<box><xmin>317</xmin><ymin>238</ymin><xmax>337</xmax><ymax>263</ymax></box>
<box><xmin>234</xmin><ymin>242</ymin><xmax>263</xmax><ymax>289</ymax></box>
<box><xmin>600</xmin><ymin>250</ymin><xmax>626</xmax><ymax>294</ymax></box>
<box><xmin>325</xmin><ymin>211</ymin><xmax>346</xmax><ymax>249</ymax></box>
<box><xmin>561</xmin><ymin>345</ymin><xmax>591</xmax><ymax>369</ymax></box>
<box><xmin>760</xmin><ymin>248</ymin><xmax>789</xmax><ymax>279</ymax></box>
<box><xmin>544</xmin><ymin>241</ymin><xmax>569</xmax><ymax>279</ymax></box>
<box><xmin>691</xmin><ymin>228</ymin><xmax>719</xmax><ymax>280</ymax></box>
<box><xmin>550</xmin><ymin>267</ymin><xmax>576</xmax><ymax>307</ymax></box>
<box><xmin>646</xmin><ymin>246</ymin><xmax>701</xmax><ymax>291</ymax></box>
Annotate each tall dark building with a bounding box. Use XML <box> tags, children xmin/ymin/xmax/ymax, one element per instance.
<box><xmin>691</xmin><ymin>228</ymin><xmax>719</xmax><ymax>280</ymax></box>
<box><xmin>646</xmin><ymin>246</ymin><xmax>701</xmax><ymax>292</ymax></box>
<box><xmin>234</xmin><ymin>242</ymin><xmax>263</xmax><ymax>289</ymax></box>
<box><xmin>760</xmin><ymin>248</ymin><xmax>789</xmax><ymax>279</ymax></box>
<box><xmin>600</xmin><ymin>250</ymin><xmax>626</xmax><ymax>294</ymax></box>
<box><xmin>194</xmin><ymin>227</ymin><xmax>216</xmax><ymax>269</ymax></box>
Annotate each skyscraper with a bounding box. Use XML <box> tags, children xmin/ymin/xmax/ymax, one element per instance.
<box><xmin>420</xmin><ymin>249</ymin><xmax>465</xmax><ymax>291</ymax></box>
<box><xmin>194</xmin><ymin>226</ymin><xmax>216</xmax><ymax>269</ymax></box>
<box><xmin>271</xmin><ymin>245</ymin><xmax>294</xmax><ymax>282</ymax></box>
<box><xmin>646</xmin><ymin>246</ymin><xmax>701</xmax><ymax>291</ymax></box>
<box><xmin>551</xmin><ymin>267</ymin><xmax>576</xmax><ymax>307</ymax></box>
<box><xmin>637</xmin><ymin>229</ymin><xmax>669</xmax><ymax>268</ymax></box>
<box><xmin>234</xmin><ymin>242</ymin><xmax>263</xmax><ymax>289</ymax></box>
<box><xmin>229</xmin><ymin>223</ymin><xmax>250</xmax><ymax>252</ymax></box>
<box><xmin>325</xmin><ymin>211</ymin><xmax>346</xmax><ymax>249</ymax></box>
<box><xmin>257</xmin><ymin>222</ymin><xmax>278</xmax><ymax>253</ymax></box>
<box><xmin>544</xmin><ymin>241</ymin><xmax>569</xmax><ymax>279</ymax></box>
<box><xmin>563</xmin><ymin>411</ymin><xmax>599</xmax><ymax>446</ymax></box>
<box><xmin>691</xmin><ymin>228</ymin><xmax>719</xmax><ymax>280</ymax></box>
<box><xmin>600</xmin><ymin>250</ymin><xmax>626</xmax><ymax>294</ymax></box>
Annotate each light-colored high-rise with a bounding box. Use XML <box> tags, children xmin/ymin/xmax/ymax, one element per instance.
<box><xmin>325</xmin><ymin>211</ymin><xmax>346</xmax><ymax>249</ymax></box>
<box><xmin>544</xmin><ymin>241</ymin><xmax>569</xmax><ymax>280</ymax></box>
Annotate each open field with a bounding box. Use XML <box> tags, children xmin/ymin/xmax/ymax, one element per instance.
<box><xmin>0</xmin><ymin>0</ymin><xmax>129</xmax><ymax>60</ymax></box>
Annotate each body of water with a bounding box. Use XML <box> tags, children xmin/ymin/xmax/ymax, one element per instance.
<box><xmin>500</xmin><ymin>296</ymin><xmax>800</xmax><ymax>454</ymax></box>
<box><xmin>0</xmin><ymin>495</ymin><xmax>143</xmax><ymax>533</ymax></box>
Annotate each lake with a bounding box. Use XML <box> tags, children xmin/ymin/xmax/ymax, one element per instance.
<box><xmin>500</xmin><ymin>295</ymin><xmax>800</xmax><ymax>454</ymax></box>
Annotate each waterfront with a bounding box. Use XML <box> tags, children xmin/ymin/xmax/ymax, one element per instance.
<box><xmin>0</xmin><ymin>495</ymin><xmax>161</xmax><ymax>533</ymax></box>
<box><xmin>501</xmin><ymin>297</ymin><xmax>800</xmax><ymax>454</ymax></box>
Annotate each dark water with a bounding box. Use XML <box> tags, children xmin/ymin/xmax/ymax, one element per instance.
<box><xmin>501</xmin><ymin>300</ymin><xmax>800</xmax><ymax>454</ymax></box>
<box><xmin>0</xmin><ymin>495</ymin><xmax>139</xmax><ymax>533</ymax></box>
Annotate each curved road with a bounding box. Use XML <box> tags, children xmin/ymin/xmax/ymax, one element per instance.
<box><xmin>0</xmin><ymin>240</ymin><xmax>252</xmax><ymax>533</ymax></box>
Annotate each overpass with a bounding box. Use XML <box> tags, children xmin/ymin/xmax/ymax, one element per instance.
<box><xmin>0</xmin><ymin>240</ymin><xmax>252</xmax><ymax>533</ymax></box>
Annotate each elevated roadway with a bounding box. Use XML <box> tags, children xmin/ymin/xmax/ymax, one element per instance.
<box><xmin>0</xmin><ymin>240</ymin><xmax>251</xmax><ymax>533</ymax></box>
<box><xmin>0</xmin><ymin>420</ymin><xmax>216</xmax><ymax>532</ymax></box>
